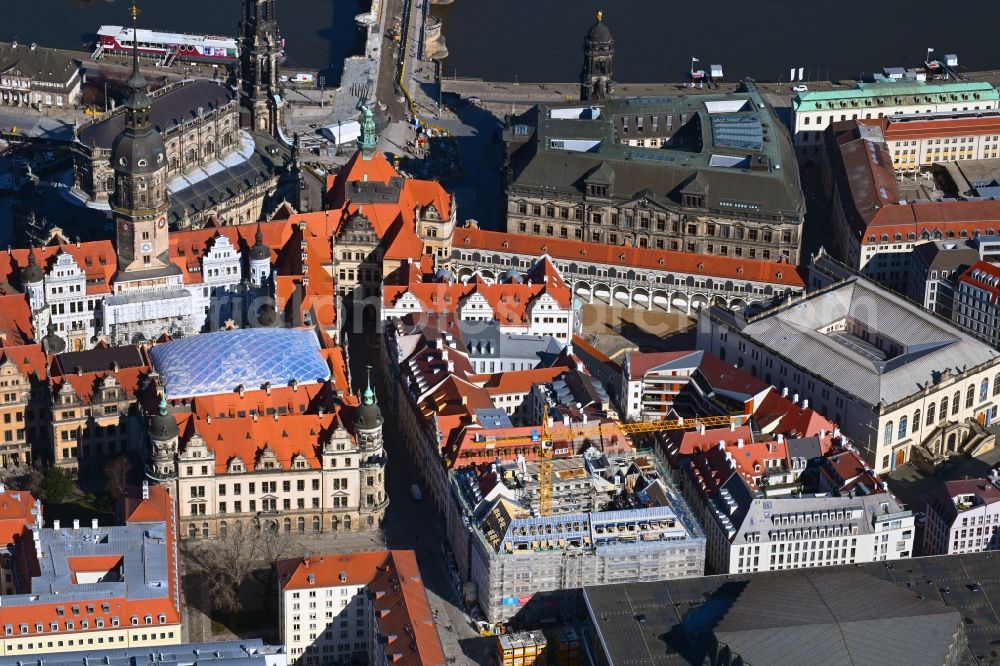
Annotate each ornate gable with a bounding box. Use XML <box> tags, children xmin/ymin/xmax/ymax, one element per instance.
<box><xmin>337</xmin><ymin>211</ymin><xmax>379</xmax><ymax>246</ymax></box>
<box><xmin>255</xmin><ymin>445</ymin><xmax>282</xmax><ymax>470</ymax></box>
<box><xmin>226</xmin><ymin>455</ymin><xmax>247</xmax><ymax>473</ymax></box>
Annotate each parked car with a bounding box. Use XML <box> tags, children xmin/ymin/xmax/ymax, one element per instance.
<box><xmin>792</xmin><ymin>84</ymin><xmax>809</xmax><ymax>92</ymax></box>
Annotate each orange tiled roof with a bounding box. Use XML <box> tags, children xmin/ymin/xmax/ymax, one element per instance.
<box><xmin>472</xmin><ymin>367</ymin><xmax>567</xmax><ymax>395</ymax></box>
<box><xmin>750</xmin><ymin>387</ymin><xmax>837</xmax><ymax>437</ymax></box>
<box><xmin>277</xmin><ymin>549</ymin><xmax>446</xmax><ymax>666</ymax></box>
<box><xmin>51</xmin><ymin>365</ymin><xmax>149</xmax><ymax>406</ymax></box>
<box><xmin>0</xmin><ymin>343</ymin><xmax>48</xmax><ymax>381</ymax></box>
<box><xmin>178</xmin><ymin>406</ymin><xmax>357</xmax><ymax>474</ymax></box>
<box><xmin>455</xmin><ymin>227</ymin><xmax>805</xmax><ymax>287</ymax></box>
<box><xmin>0</xmin><ymin>488</ymin><xmax>36</xmax><ymax>547</ymax></box>
<box><xmin>123</xmin><ymin>483</ymin><xmax>171</xmax><ymax>524</ymax></box>
<box><xmin>445</xmin><ymin>419</ymin><xmax>632</xmax><ymax>469</ymax></box>
<box><xmin>958</xmin><ymin>261</ymin><xmax>1000</xmax><ymax>304</ymax></box>
<box><xmin>168</xmin><ymin>221</ymin><xmax>293</xmax><ymax>284</ymax></box>
<box><xmin>182</xmin><ymin>380</ymin><xmax>335</xmax><ymax>418</ymax></box>
<box><xmin>0</xmin><ymin>294</ymin><xmax>34</xmax><ymax>346</ymax></box>
<box><xmin>831</xmin><ymin>121</ymin><xmax>1000</xmax><ymax>242</ymax></box>
<box><xmin>384</xmin><ymin>272</ymin><xmax>571</xmax><ymax>324</ymax></box>
<box><xmin>0</xmin><ymin>243</ymin><xmax>117</xmax><ymax>294</ymax></box>
<box><xmin>862</xmin><ymin>114</ymin><xmax>1000</xmax><ymax>141</ymax></box>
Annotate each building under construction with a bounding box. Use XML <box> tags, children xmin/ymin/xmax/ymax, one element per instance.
<box><xmin>447</xmin><ymin>450</ymin><xmax>706</xmax><ymax>623</ymax></box>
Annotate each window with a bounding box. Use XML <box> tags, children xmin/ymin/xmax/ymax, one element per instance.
<box><xmin>980</xmin><ymin>378</ymin><xmax>989</xmax><ymax>403</ymax></box>
<box><xmin>883</xmin><ymin>421</ymin><xmax>893</xmax><ymax>447</ymax></box>
<box><xmin>965</xmin><ymin>385</ymin><xmax>974</xmax><ymax>409</ymax></box>
<box><xmin>898</xmin><ymin>416</ymin><xmax>908</xmax><ymax>440</ymax></box>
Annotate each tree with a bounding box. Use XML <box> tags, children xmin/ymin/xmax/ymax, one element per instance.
<box><xmin>40</xmin><ymin>467</ymin><xmax>72</xmax><ymax>504</ymax></box>
<box><xmin>105</xmin><ymin>455</ymin><xmax>133</xmax><ymax>502</ymax></box>
<box><xmin>194</xmin><ymin>521</ymin><xmax>293</xmax><ymax>616</ymax></box>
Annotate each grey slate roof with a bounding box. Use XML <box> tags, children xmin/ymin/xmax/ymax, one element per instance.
<box><xmin>506</xmin><ymin>87</ymin><xmax>803</xmax><ymax>221</ymax></box>
<box><xmin>0</xmin><ymin>42</ymin><xmax>79</xmax><ymax>85</ymax></box>
<box><xmin>584</xmin><ymin>552</ymin><xmax>1000</xmax><ymax>666</ymax></box>
<box><xmin>712</xmin><ymin>571</ymin><xmax>962</xmax><ymax>666</ymax></box>
<box><xmin>167</xmin><ymin>134</ymin><xmax>289</xmax><ymax>225</ymax></box>
<box><xmin>55</xmin><ymin>344</ymin><xmax>146</xmax><ymax>374</ymax></box>
<box><xmin>733</xmin><ymin>277</ymin><xmax>1000</xmax><ymax>406</ymax></box>
<box><xmin>79</xmin><ymin>80</ymin><xmax>235</xmax><ymax>149</ymax></box>
<box><xmin>912</xmin><ymin>240</ymin><xmax>980</xmax><ymax>271</ymax></box>
<box><xmin>459</xmin><ymin>321</ymin><xmax>563</xmax><ymax>365</ymax></box>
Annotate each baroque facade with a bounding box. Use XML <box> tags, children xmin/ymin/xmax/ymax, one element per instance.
<box><xmin>74</xmin><ymin>79</ymin><xmax>241</xmax><ymax>206</ymax></box>
<box><xmin>504</xmin><ymin>84</ymin><xmax>805</xmax><ymax>263</ymax></box>
<box><xmin>147</xmin><ymin>374</ymin><xmax>388</xmax><ymax>540</ymax></box>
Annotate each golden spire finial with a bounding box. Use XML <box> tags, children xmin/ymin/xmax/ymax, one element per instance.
<box><xmin>597</xmin><ymin>10</ymin><xmax>603</xmax><ymax>21</ymax></box>
<box><xmin>130</xmin><ymin>2</ymin><xmax>141</xmax><ymax>21</ymax></box>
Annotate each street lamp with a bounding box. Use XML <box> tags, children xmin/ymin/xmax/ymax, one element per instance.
<box><xmin>319</xmin><ymin>76</ymin><xmax>325</xmax><ymax>109</ymax></box>
<box><xmin>926</xmin><ymin>47</ymin><xmax>934</xmax><ymax>66</ymax></box>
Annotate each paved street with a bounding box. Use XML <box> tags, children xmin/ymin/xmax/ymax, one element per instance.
<box><xmin>178</xmin><ymin>326</ymin><xmax>494</xmax><ymax>663</ymax></box>
<box><xmin>346</xmin><ymin>328</ymin><xmax>496</xmax><ymax>665</ymax></box>
<box><xmin>348</xmin><ymin>333</ymin><xmax>495</xmax><ymax>665</ymax></box>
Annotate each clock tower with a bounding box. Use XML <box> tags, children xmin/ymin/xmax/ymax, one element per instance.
<box><xmin>111</xmin><ymin>3</ymin><xmax>171</xmax><ymax>277</ymax></box>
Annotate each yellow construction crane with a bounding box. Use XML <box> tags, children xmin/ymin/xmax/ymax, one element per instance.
<box><xmin>525</xmin><ymin>406</ymin><xmax>744</xmax><ymax>516</ymax></box>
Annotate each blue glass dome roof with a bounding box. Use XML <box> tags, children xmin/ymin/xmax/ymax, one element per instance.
<box><xmin>150</xmin><ymin>328</ymin><xmax>330</xmax><ymax>399</ymax></box>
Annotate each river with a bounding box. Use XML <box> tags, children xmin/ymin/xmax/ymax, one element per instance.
<box><xmin>432</xmin><ymin>0</ymin><xmax>1000</xmax><ymax>83</ymax></box>
<box><xmin>1</xmin><ymin>0</ymin><xmax>369</xmax><ymax>85</ymax></box>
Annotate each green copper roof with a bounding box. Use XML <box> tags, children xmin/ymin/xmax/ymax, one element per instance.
<box><xmin>794</xmin><ymin>81</ymin><xmax>998</xmax><ymax>113</ymax></box>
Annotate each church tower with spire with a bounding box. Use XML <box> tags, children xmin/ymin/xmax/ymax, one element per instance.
<box><xmin>581</xmin><ymin>11</ymin><xmax>615</xmax><ymax>102</ymax></box>
<box><xmin>111</xmin><ymin>2</ymin><xmax>171</xmax><ymax>277</ymax></box>
<box><xmin>355</xmin><ymin>369</ymin><xmax>387</xmax><ymax>527</ymax></box>
<box><xmin>359</xmin><ymin>106</ymin><xmax>378</xmax><ymax>160</ymax></box>
<box><xmin>239</xmin><ymin>0</ymin><xmax>283</xmax><ymax>136</ymax></box>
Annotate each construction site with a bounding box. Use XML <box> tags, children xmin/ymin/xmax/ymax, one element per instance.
<box><xmin>446</xmin><ymin>449</ymin><xmax>706</xmax><ymax>624</ymax></box>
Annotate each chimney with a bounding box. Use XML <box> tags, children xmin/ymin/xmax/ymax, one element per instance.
<box><xmin>730</xmin><ymin>421</ymin><xmax>737</xmax><ymax>432</ymax></box>
<box><xmin>717</xmin><ymin>441</ymin><xmax>725</xmax><ymax>451</ymax></box>
<box><xmin>0</xmin><ymin>483</ymin><xmax>5</xmax><ymax>494</ymax></box>
<box><xmin>264</xmin><ymin>381</ymin><xmax>272</xmax><ymax>395</ymax></box>
<box><xmin>792</xmin><ymin>393</ymin><xmax>799</xmax><ymax>404</ymax></box>
<box><xmin>781</xmin><ymin>387</ymin><xmax>789</xmax><ymax>398</ymax></box>
<box><xmin>142</xmin><ymin>481</ymin><xmax>149</xmax><ymax>500</ymax></box>
<box><xmin>776</xmin><ymin>433</ymin><xmax>784</xmax><ymax>444</ymax></box>
<box><xmin>252</xmin><ymin>412</ymin><xmax>258</xmax><ymax>422</ymax></box>
<box><xmin>72</xmin><ymin>519</ymin><xmax>80</xmax><ymax>530</ymax></box>
<box><xmin>737</xmin><ymin>438</ymin><xmax>745</xmax><ymax>448</ymax></box>
<box><xmin>291</xmin><ymin>378</ymin><xmax>299</xmax><ymax>392</ymax></box>
<box><xmin>802</xmin><ymin>398</ymin><xmax>809</xmax><ymax>409</ymax></box>
<box><xmin>91</xmin><ymin>519</ymin><xmax>98</xmax><ymax>529</ymax></box>
<box><xmin>53</xmin><ymin>520</ymin><xmax>61</xmax><ymax>531</ymax></box>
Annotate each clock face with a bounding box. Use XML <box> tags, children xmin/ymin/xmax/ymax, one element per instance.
<box><xmin>140</xmin><ymin>242</ymin><xmax>153</xmax><ymax>253</ymax></box>
<box><xmin>157</xmin><ymin>217</ymin><xmax>167</xmax><ymax>229</ymax></box>
<box><xmin>121</xmin><ymin>222</ymin><xmax>129</xmax><ymax>232</ymax></box>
